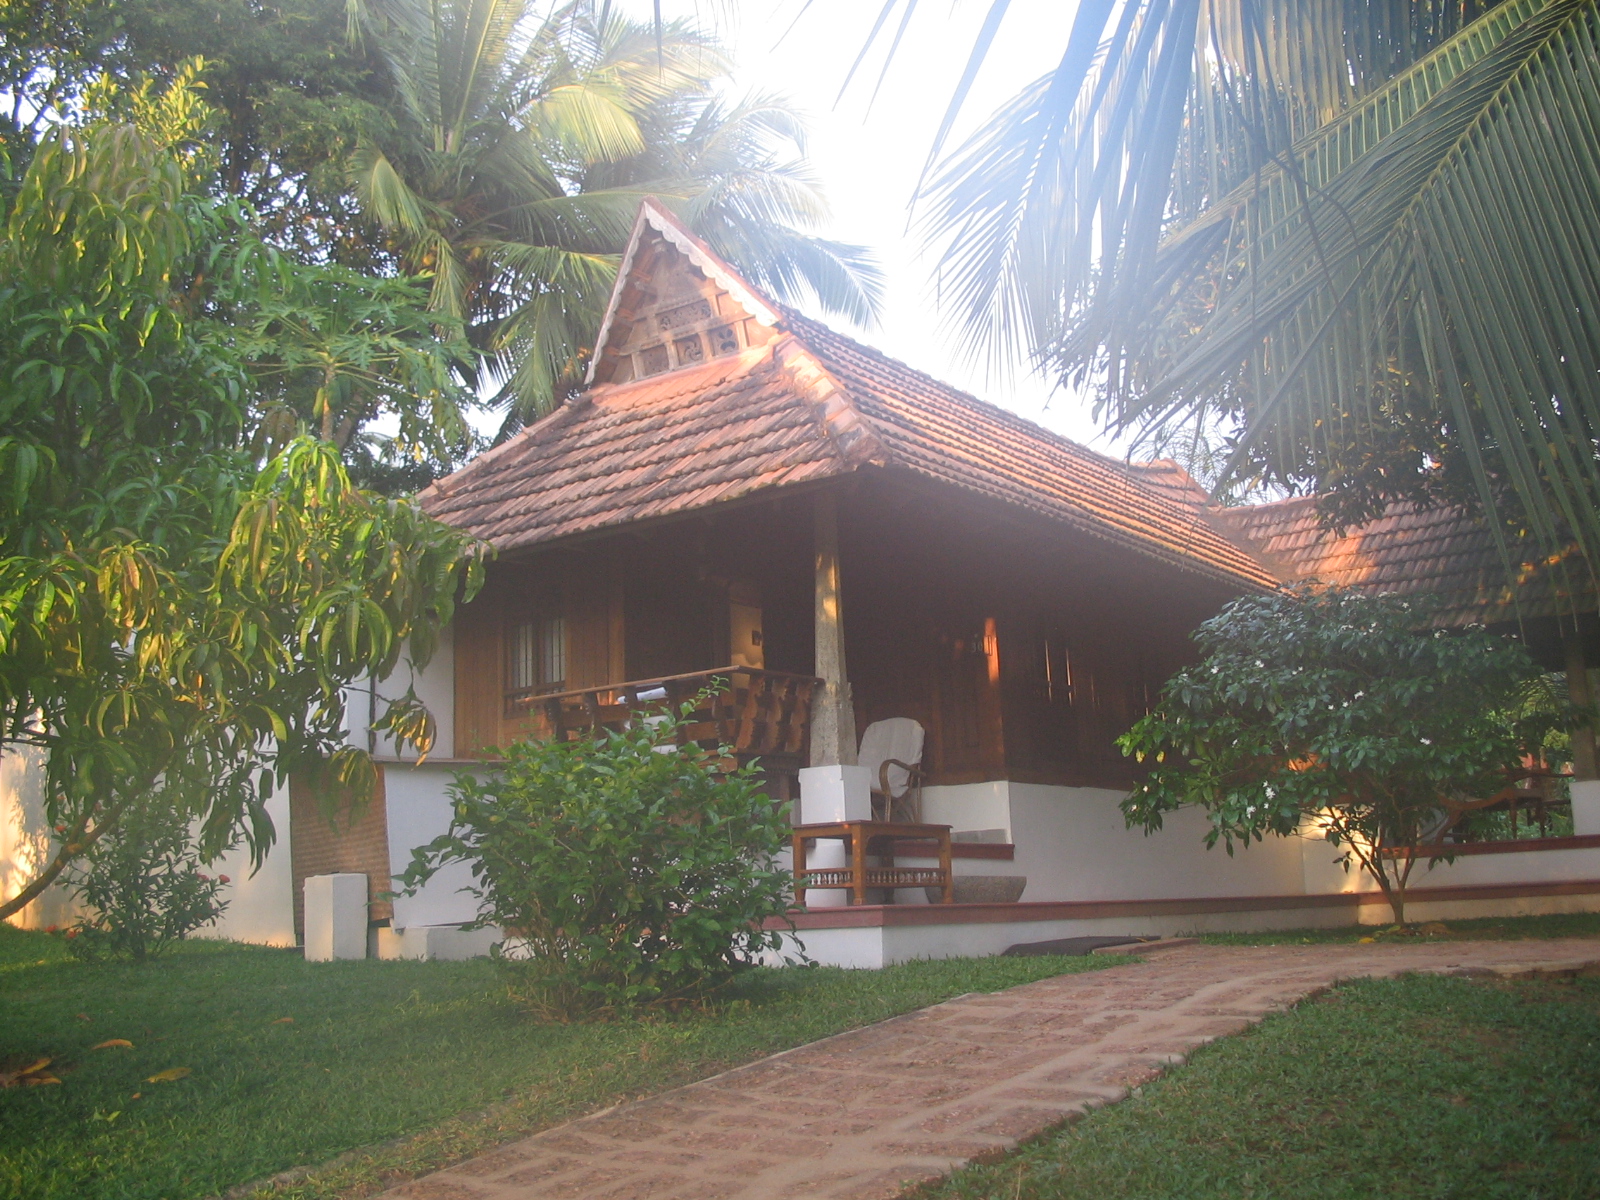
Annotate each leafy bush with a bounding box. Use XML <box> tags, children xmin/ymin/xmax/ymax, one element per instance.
<box><xmin>1120</xmin><ymin>585</ymin><xmax>1558</xmax><ymax>924</ymax></box>
<box><xmin>401</xmin><ymin>697</ymin><xmax>799</xmax><ymax>1018</ymax></box>
<box><xmin>58</xmin><ymin>801</ymin><xmax>230</xmax><ymax>961</ymax></box>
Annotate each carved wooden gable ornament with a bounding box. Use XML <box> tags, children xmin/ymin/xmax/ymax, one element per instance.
<box><xmin>585</xmin><ymin>200</ymin><xmax>782</xmax><ymax>387</ymax></box>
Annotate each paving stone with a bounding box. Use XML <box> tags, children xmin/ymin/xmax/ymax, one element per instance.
<box><xmin>375</xmin><ymin>938</ymin><xmax>1600</xmax><ymax>1200</ymax></box>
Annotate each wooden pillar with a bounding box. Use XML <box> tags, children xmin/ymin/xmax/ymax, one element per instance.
<box><xmin>606</xmin><ymin>566</ymin><xmax>626</xmax><ymax>685</ymax></box>
<box><xmin>1565</xmin><ymin>629</ymin><xmax>1597</xmax><ymax>781</ymax></box>
<box><xmin>811</xmin><ymin>490</ymin><xmax>858</xmax><ymax>767</ymax></box>
<box><xmin>978</xmin><ymin>615</ymin><xmax>1006</xmax><ymax>777</ymax></box>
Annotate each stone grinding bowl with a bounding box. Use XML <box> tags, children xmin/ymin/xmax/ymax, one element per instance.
<box><xmin>926</xmin><ymin>875</ymin><xmax>1028</xmax><ymax>905</ymax></box>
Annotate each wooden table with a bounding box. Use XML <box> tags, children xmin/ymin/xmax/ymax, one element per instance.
<box><xmin>792</xmin><ymin>821</ymin><xmax>954</xmax><ymax>906</ymax></box>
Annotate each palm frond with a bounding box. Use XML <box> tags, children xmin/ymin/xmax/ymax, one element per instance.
<box><xmin>522</xmin><ymin>81</ymin><xmax>645</xmax><ymax>163</ymax></box>
<box><xmin>918</xmin><ymin>0</ymin><xmax>1600</xmax><ymax>579</ymax></box>
<box><xmin>349</xmin><ymin>141</ymin><xmax>438</xmax><ymax>239</ymax></box>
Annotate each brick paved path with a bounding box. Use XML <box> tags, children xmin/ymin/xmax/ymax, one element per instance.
<box><xmin>381</xmin><ymin>939</ymin><xmax>1600</xmax><ymax>1200</ymax></box>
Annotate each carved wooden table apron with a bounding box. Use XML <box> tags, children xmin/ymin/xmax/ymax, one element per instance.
<box><xmin>791</xmin><ymin>821</ymin><xmax>954</xmax><ymax>906</ymax></box>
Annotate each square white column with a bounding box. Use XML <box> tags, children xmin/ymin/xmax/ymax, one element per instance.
<box><xmin>797</xmin><ymin>765</ymin><xmax>872</xmax><ymax>910</ymax></box>
<box><xmin>1572</xmin><ymin>779</ymin><xmax>1600</xmax><ymax>836</ymax></box>
<box><xmin>798</xmin><ymin>764</ymin><xmax>872</xmax><ymax>823</ymax></box>
<box><xmin>304</xmin><ymin>873</ymin><xmax>368</xmax><ymax>961</ymax></box>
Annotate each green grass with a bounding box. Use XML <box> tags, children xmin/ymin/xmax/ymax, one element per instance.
<box><xmin>1197</xmin><ymin>910</ymin><xmax>1600</xmax><ymax>946</ymax></box>
<box><xmin>0</xmin><ymin>926</ymin><xmax>1118</xmax><ymax>1200</ymax></box>
<box><xmin>916</xmin><ymin>972</ymin><xmax>1600</xmax><ymax>1200</ymax></box>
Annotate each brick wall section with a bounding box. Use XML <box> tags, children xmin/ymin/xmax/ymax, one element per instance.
<box><xmin>289</xmin><ymin>764</ymin><xmax>394</xmax><ymax>944</ymax></box>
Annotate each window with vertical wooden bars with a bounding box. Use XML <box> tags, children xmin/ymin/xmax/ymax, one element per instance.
<box><xmin>509</xmin><ymin>614</ymin><xmax>566</xmax><ymax>695</ymax></box>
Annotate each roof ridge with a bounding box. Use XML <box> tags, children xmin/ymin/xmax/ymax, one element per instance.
<box><xmin>769</xmin><ymin>335</ymin><xmax>892</xmax><ymax>472</ymax></box>
<box><xmin>778</xmin><ymin>306</ymin><xmax>1264</xmax><ymax>544</ymax></box>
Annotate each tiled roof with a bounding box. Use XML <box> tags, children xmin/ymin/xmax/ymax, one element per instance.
<box><xmin>1212</xmin><ymin>496</ymin><xmax>1596</xmax><ymax>624</ymax></box>
<box><xmin>420</xmin><ymin>320</ymin><xmax>1280</xmax><ymax>589</ymax></box>
<box><xmin>778</xmin><ymin>312</ymin><xmax>1278</xmax><ymax>587</ymax></box>
<box><xmin>419</xmin><ymin>345</ymin><xmax>850</xmax><ymax>551</ymax></box>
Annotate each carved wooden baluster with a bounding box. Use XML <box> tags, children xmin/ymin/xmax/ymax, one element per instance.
<box><xmin>735</xmin><ymin>671</ymin><xmax>761</xmax><ymax>752</ymax></box>
<box><xmin>765</xmin><ymin>677</ymin><xmax>784</xmax><ymax>756</ymax></box>
<box><xmin>663</xmin><ymin>679</ymin><xmax>688</xmax><ymax>745</ymax></box>
<box><xmin>782</xmin><ymin>678</ymin><xmax>809</xmax><ymax>755</ymax></box>
<box><xmin>581</xmin><ymin>689</ymin><xmax>604</xmax><ymax>737</ymax></box>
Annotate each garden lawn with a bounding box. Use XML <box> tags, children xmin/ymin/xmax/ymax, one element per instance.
<box><xmin>916</xmin><ymin>971</ymin><xmax>1600</xmax><ymax>1200</ymax></box>
<box><xmin>0</xmin><ymin>926</ymin><xmax>1116</xmax><ymax>1200</ymax></box>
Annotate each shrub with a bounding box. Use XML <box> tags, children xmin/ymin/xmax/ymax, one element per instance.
<box><xmin>400</xmin><ymin>695</ymin><xmax>799</xmax><ymax>1018</ymax></box>
<box><xmin>59</xmin><ymin>800</ymin><xmax>230</xmax><ymax>961</ymax></box>
<box><xmin>1120</xmin><ymin>585</ymin><xmax>1557</xmax><ymax>925</ymax></box>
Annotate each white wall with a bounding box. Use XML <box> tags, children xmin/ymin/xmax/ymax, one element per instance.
<box><xmin>0</xmin><ymin>745</ymin><xmax>82</xmax><ymax>929</ymax></box>
<box><xmin>921</xmin><ymin>781</ymin><xmax>1307</xmax><ymax>903</ymax></box>
<box><xmin>195</xmin><ymin>777</ymin><xmax>295</xmax><ymax>947</ymax></box>
<box><xmin>383</xmin><ymin>761</ymin><xmax>485</xmax><ymax>929</ymax></box>
<box><xmin>921</xmin><ymin>781</ymin><xmax>1013</xmax><ymax>839</ymax></box>
<box><xmin>2</xmin><ymin>744</ymin><xmax>296</xmax><ymax>945</ymax></box>
<box><xmin>355</xmin><ymin>629</ymin><xmax>456</xmax><ymax>762</ymax></box>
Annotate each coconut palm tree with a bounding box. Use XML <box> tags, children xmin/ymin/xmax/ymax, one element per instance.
<box><xmin>348</xmin><ymin>0</ymin><xmax>882</xmax><ymax>423</ymax></box>
<box><xmin>902</xmin><ymin>0</ymin><xmax>1600</xmax><ymax>569</ymax></box>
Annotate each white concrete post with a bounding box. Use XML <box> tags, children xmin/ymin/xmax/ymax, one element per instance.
<box><xmin>1572</xmin><ymin>780</ymin><xmax>1600</xmax><ymax>836</ymax></box>
<box><xmin>303</xmin><ymin>873</ymin><xmax>368</xmax><ymax>961</ymax></box>
<box><xmin>799</xmin><ymin>764</ymin><xmax>872</xmax><ymax>823</ymax></box>
<box><xmin>797</xmin><ymin>765</ymin><xmax>873</xmax><ymax>909</ymax></box>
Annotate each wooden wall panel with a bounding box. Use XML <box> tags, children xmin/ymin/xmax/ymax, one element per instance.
<box><xmin>566</xmin><ymin>558</ymin><xmax>612</xmax><ymax>690</ymax></box>
<box><xmin>451</xmin><ymin>574</ymin><xmax>503</xmax><ymax>757</ymax></box>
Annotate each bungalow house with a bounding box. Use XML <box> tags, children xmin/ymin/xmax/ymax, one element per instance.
<box><xmin>4</xmin><ymin>201</ymin><xmax>1598</xmax><ymax>965</ymax></box>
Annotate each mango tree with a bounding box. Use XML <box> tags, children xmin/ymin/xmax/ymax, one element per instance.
<box><xmin>0</xmin><ymin>89</ymin><xmax>482</xmax><ymax>921</ymax></box>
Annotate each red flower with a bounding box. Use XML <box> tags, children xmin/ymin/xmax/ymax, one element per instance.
<box><xmin>64</xmin><ymin>929</ymin><xmax>78</xmax><ymax>939</ymax></box>
<box><xmin>218</xmin><ymin>875</ymin><xmax>231</xmax><ymax>884</ymax></box>
<box><xmin>44</xmin><ymin>924</ymin><xmax>57</xmax><ymax>934</ymax></box>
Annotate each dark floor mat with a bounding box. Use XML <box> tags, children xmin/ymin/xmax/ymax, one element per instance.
<box><xmin>1002</xmin><ymin>935</ymin><xmax>1151</xmax><ymax>957</ymax></box>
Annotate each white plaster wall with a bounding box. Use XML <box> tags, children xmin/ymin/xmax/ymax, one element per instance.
<box><xmin>778</xmin><ymin>904</ymin><xmax>1365</xmax><ymax>968</ymax></box>
<box><xmin>1367</xmin><ymin>893</ymin><xmax>1600</xmax><ymax>925</ymax></box>
<box><xmin>921</xmin><ymin>782</ymin><xmax>1013</xmax><ymax>839</ymax></box>
<box><xmin>778</xmin><ymin>887</ymin><xmax>1600</xmax><ymax>967</ymax></box>
<box><xmin>3</xmin><ymin>745</ymin><xmax>296</xmax><ymax>945</ymax></box>
<box><xmin>1300</xmin><ymin>830</ymin><xmax>1380</xmax><ymax>894</ymax></box>
<box><xmin>1572</xmin><ymin>779</ymin><xmax>1600</xmax><ymax>835</ymax></box>
<box><xmin>0</xmin><ymin>745</ymin><xmax>82</xmax><ymax>929</ymax></box>
<box><xmin>383</xmin><ymin>761</ymin><xmax>485</xmax><ymax>929</ymax></box>
<box><xmin>195</xmin><ymin>777</ymin><xmax>295</xmax><ymax>947</ymax></box>
<box><xmin>356</xmin><ymin>629</ymin><xmax>456</xmax><ymax>761</ymax></box>
<box><xmin>1299</xmin><ymin>833</ymin><xmax>1600</xmax><ymax>897</ymax></box>
<box><xmin>1381</xmin><ymin>845</ymin><xmax>1600</xmax><ymax>889</ymax></box>
<box><xmin>765</xmin><ymin>925</ymin><xmax>885</xmax><ymax>969</ymax></box>
<box><xmin>1003</xmin><ymin>782</ymin><xmax>1307</xmax><ymax>903</ymax></box>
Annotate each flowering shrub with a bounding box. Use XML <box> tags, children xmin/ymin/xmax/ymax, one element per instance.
<box><xmin>60</xmin><ymin>801</ymin><xmax>230</xmax><ymax>961</ymax></box>
<box><xmin>399</xmin><ymin>694</ymin><xmax>798</xmax><ymax>1018</ymax></box>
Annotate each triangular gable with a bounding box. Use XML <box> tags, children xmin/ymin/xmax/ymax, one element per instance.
<box><xmin>586</xmin><ymin>200</ymin><xmax>783</xmax><ymax>387</ymax></box>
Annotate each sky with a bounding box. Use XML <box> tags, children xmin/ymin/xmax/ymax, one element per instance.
<box><xmin>619</xmin><ymin>0</ymin><xmax>1133</xmax><ymax>455</ymax></box>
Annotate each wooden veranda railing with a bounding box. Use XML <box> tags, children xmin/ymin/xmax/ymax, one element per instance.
<box><xmin>505</xmin><ymin>666</ymin><xmax>820</xmax><ymax>760</ymax></box>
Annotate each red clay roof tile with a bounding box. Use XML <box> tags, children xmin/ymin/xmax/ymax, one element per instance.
<box><xmin>421</xmin><ymin>316</ymin><xmax>1279</xmax><ymax>589</ymax></box>
<box><xmin>1212</xmin><ymin>496</ymin><xmax>1595</xmax><ymax>624</ymax></box>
